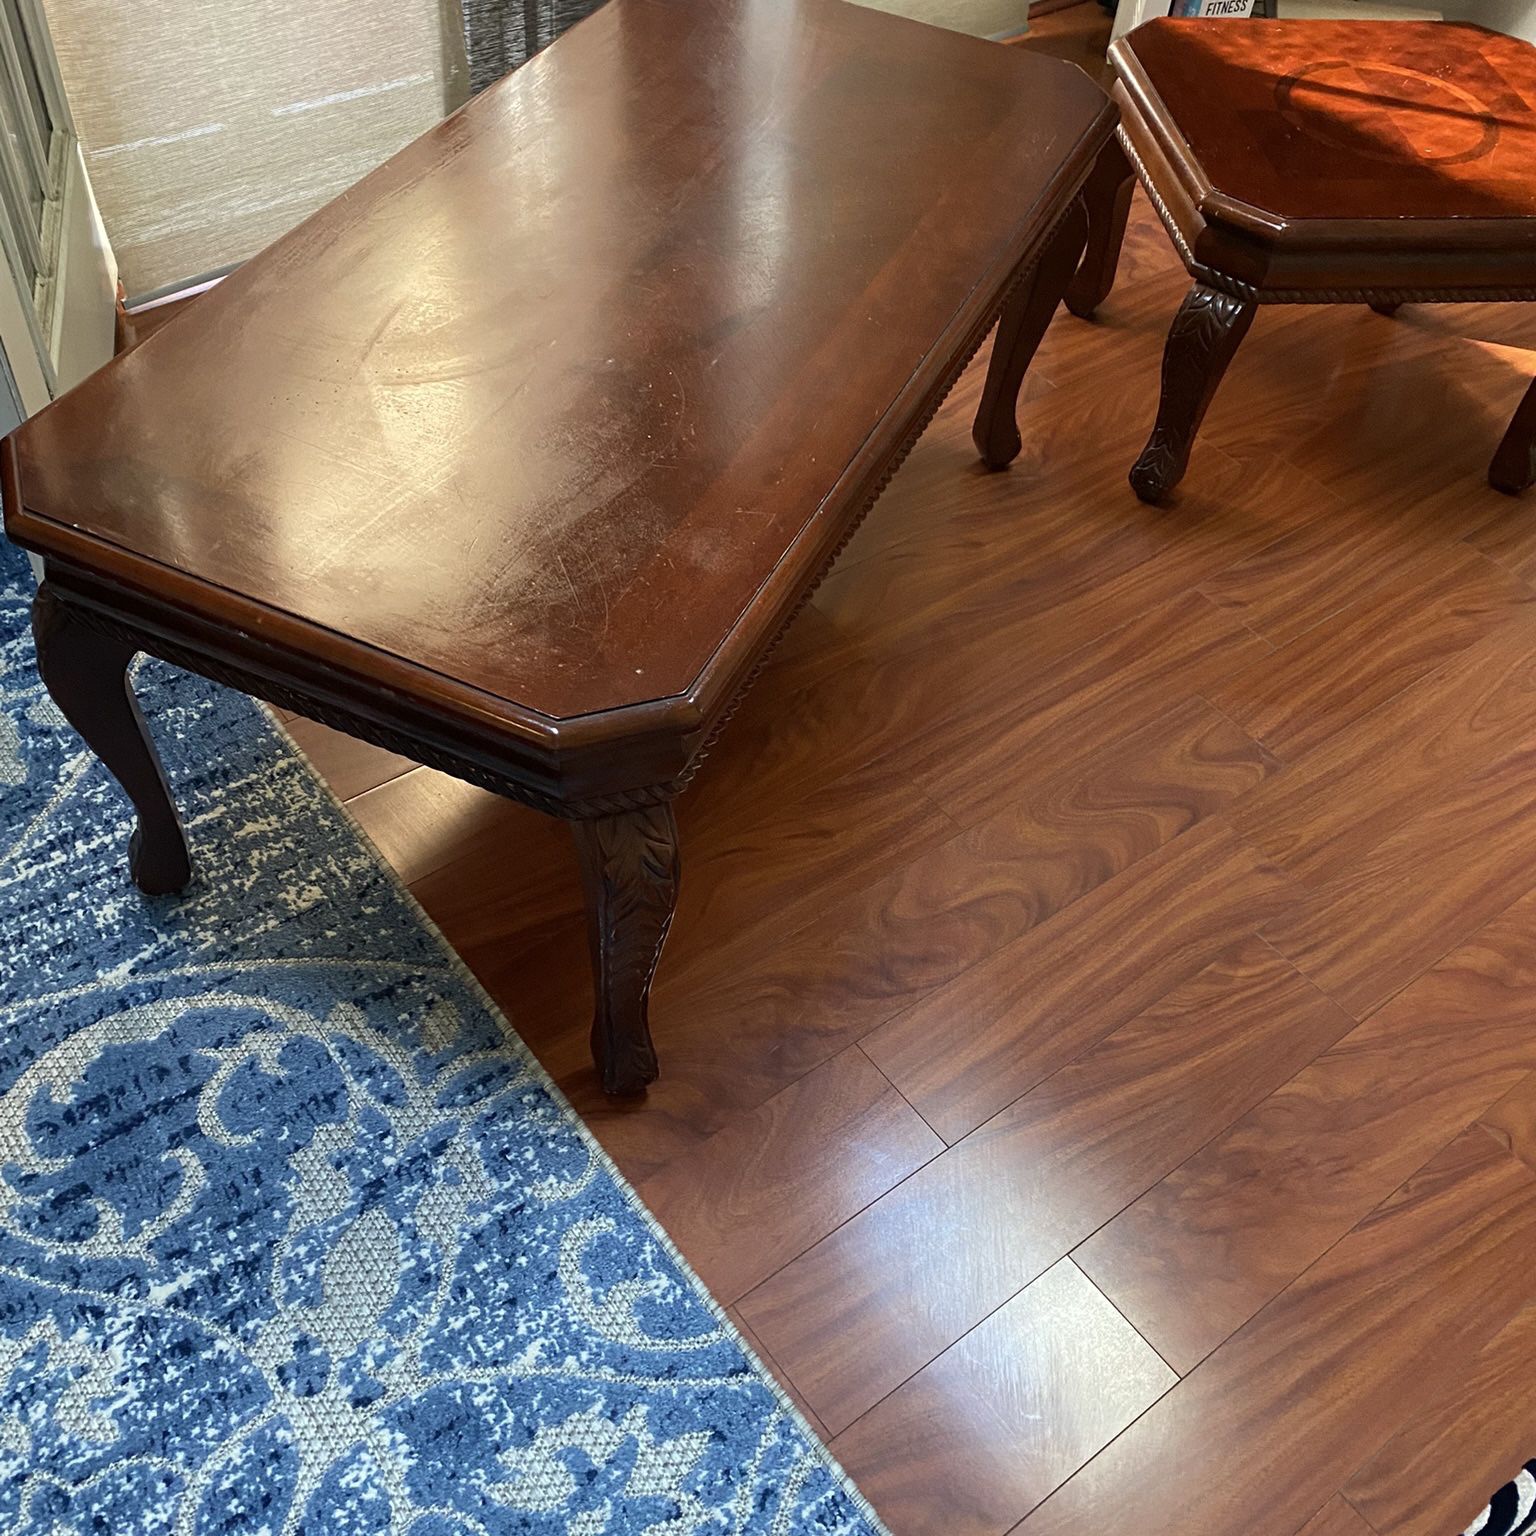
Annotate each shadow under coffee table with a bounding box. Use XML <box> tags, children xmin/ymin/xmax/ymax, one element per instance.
<box><xmin>1</xmin><ymin>0</ymin><xmax>1114</xmax><ymax>1094</ymax></box>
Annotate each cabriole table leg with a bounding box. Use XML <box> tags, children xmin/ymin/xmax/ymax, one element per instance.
<box><xmin>1065</xmin><ymin>134</ymin><xmax>1135</xmax><ymax>321</ymax></box>
<box><xmin>31</xmin><ymin>582</ymin><xmax>192</xmax><ymax>896</ymax></box>
<box><xmin>571</xmin><ymin>801</ymin><xmax>681</xmax><ymax>1096</ymax></box>
<box><xmin>973</xmin><ymin>198</ymin><xmax>1090</xmax><ymax>471</ymax></box>
<box><xmin>1130</xmin><ymin>280</ymin><xmax>1257</xmax><ymax>504</ymax></box>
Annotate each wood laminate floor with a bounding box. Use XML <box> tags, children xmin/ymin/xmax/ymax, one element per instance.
<box><xmin>288</xmin><ymin>173</ymin><xmax>1536</xmax><ymax>1536</ymax></box>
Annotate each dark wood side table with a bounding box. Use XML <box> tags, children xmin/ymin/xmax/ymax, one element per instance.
<box><xmin>1065</xmin><ymin>18</ymin><xmax>1536</xmax><ymax>503</ymax></box>
<box><xmin>1</xmin><ymin>0</ymin><xmax>1114</xmax><ymax>1095</ymax></box>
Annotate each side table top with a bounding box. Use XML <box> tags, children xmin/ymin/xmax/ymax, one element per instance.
<box><xmin>4</xmin><ymin>0</ymin><xmax>1110</xmax><ymax>750</ymax></box>
<box><xmin>1115</xmin><ymin>19</ymin><xmax>1536</xmax><ymax>229</ymax></box>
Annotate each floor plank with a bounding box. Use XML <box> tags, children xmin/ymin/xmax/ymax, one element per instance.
<box><xmin>540</xmin><ymin>695</ymin><xmax>1278</xmax><ymax>1166</ymax></box>
<box><xmin>861</xmin><ymin>820</ymin><xmax>1298</xmax><ymax>1143</ymax></box>
<box><xmin>814</xmin><ymin>433</ymin><xmax>1326</xmax><ymax>685</ymax></box>
<box><xmin>401</xmin><ymin>753</ymin><xmax>961</xmax><ymax>990</ymax></box>
<box><xmin>1465</xmin><ymin>484</ymin><xmax>1536</xmax><ymax>585</ymax></box>
<box><xmin>406</xmin><ymin>814</ymin><xmax>586</xmax><ymax>963</ymax></box>
<box><xmin>347</xmin><ymin>767</ymin><xmax>561</xmax><ymax>888</ymax></box>
<box><xmin>637</xmin><ymin>1045</ymin><xmax>941</xmax><ymax>1306</ymax></box>
<box><xmin>737</xmin><ymin>938</ymin><xmax>1350</xmax><ymax>1434</ymax></box>
<box><xmin>662</xmin><ymin>759</ymin><xmax>961</xmax><ymax>977</ymax></box>
<box><xmin>1201</xmin><ymin>545</ymin><xmax>1533</xmax><ymax>762</ymax></box>
<box><xmin>725</xmin><ymin>1305</ymin><xmax>829</xmax><ymax>1442</ymax></box>
<box><xmin>1259</xmin><ymin>729</ymin><xmax>1536</xmax><ymax>1019</ymax></box>
<box><xmin>1293</xmin><ymin>1500</ymin><xmax>1380</xmax><ymax>1536</ymax></box>
<box><xmin>1233</xmin><ymin>617</ymin><xmax>1536</xmax><ymax>887</ymax></box>
<box><xmin>1195</xmin><ymin>303</ymin><xmax>1524</xmax><ymax>507</ymax></box>
<box><xmin>830</xmin><ymin>1260</ymin><xmax>1174</xmax><ymax>1536</ymax></box>
<box><xmin>1007</xmin><ymin>2</ymin><xmax>1112</xmax><ymax>77</ymax></box>
<box><xmin>1344</xmin><ymin>1299</ymin><xmax>1536</xmax><ymax>1536</ymax></box>
<box><xmin>1076</xmin><ymin>887</ymin><xmax>1536</xmax><ymax>1371</ymax></box>
<box><xmin>1482</xmin><ymin>1070</ymin><xmax>1536</xmax><ymax>1174</ymax></box>
<box><xmin>281</xmin><ymin>716</ymin><xmax>418</xmax><ymax>801</ymax></box>
<box><xmin>904</xmin><ymin>588</ymin><xmax>1273</xmax><ymax>828</ymax></box>
<box><xmin>1018</xmin><ymin>1129</ymin><xmax>1536</xmax><ymax>1536</ymax></box>
<box><xmin>1199</xmin><ymin>478</ymin><xmax>1511</xmax><ymax>653</ymax></box>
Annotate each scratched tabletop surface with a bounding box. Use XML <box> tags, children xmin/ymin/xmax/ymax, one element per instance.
<box><xmin>6</xmin><ymin>0</ymin><xmax>1104</xmax><ymax>720</ymax></box>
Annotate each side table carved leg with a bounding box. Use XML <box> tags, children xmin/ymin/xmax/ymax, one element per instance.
<box><xmin>972</xmin><ymin>199</ymin><xmax>1089</xmax><ymax>471</ymax></box>
<box><xmin>31</xmin><ymin>583</ymin><xmax>192</xmax><ymax>895</ymax></box>
<box><xmin>1129</xmin><ymin>281</ymin><xmax>1257</xmax><ymax>504</ymax></box>
<box><xmin>1065</xmin><ymin>135</ymin><xmax>1135</xmax><ymax>320</ymax></box>
<box><xmin>572</xmin><ymin>802</ymin><xmax>680</xmax><ymax>1095</ymax></box>
<box><xmin>1490</xmin><ymin>378</ymin><xmax>1536</xmax><ymax>497</ymax></box>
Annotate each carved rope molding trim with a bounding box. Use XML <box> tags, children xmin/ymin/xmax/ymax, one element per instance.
<box><xmin>49</xmin><ymin>596</ymin><xmax>672</xmax><ymax>820</ymax></box>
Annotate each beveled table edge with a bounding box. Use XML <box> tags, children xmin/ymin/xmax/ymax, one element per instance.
<box><xmin>1111</xmin><ymin>18</ymin><xmax>1536</xmax><ymax>253</ymax></box>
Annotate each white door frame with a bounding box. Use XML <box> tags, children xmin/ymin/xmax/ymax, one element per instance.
<box><xmin>0</xmin><ymin>0</ymin><xmax>116</xmax><ymax>586</ymax></box>
<box><xmin>0</xmin><ymin>0</ymin><xmax>115</xmax><ymax>413</ymax></box>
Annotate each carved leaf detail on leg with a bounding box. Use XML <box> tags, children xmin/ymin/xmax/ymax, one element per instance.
<box><xmin>573</xmin><ymin>804</ymin><xmax>680</xmax><ymax>1096</ymax></box>
<box><xmin>972</xmin><ymin>199</ymin><xmax>1090</xmax><ymax>472</ymax></box>
<box><xmin>1130</xmin><ymin>282</ymin><xmax>1257</xmax><ymax>504</ymax></box>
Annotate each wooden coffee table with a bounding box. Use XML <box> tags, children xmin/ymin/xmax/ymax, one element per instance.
<box><xmin>1</xmin><ymin>0</ymin><xmax>1113</xmax><ymax>1094</ymax></box>
<box><xmin>1065</xmin><ymin>18</ymin><xmax>1536</xmax><ymax>503</ymax></box>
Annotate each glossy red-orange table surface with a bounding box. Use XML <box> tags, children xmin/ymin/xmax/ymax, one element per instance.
<box><xmin>1124</xmin><ymin>19</ymin><xmax>1536</xmax><ymax>228</ymax></box>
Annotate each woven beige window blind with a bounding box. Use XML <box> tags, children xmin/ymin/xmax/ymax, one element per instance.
<box><xmin>40</xmin><ymin>0</ymin><xmax>467</xmax><ymax>298</ymax></box>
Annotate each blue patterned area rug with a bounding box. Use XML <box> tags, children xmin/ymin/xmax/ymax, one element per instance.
<box><xmin>0</xmin><ymin>536</ymin><xmax>885</xmax><ymax>1536</ymax></box>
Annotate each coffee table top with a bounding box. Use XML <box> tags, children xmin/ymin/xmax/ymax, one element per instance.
<box><xmin>1115</xmin><ymin>19</ymin><xmax>1536</xmax><ymax>228</ymax></box>
<box><xmin>4</xmin><ymin>0</ymin><xmax>1109</xmax><ymax>750</ymax></box>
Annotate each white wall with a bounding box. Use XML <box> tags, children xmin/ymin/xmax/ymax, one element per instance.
<box><xmin>1116</xmin><ymin>0</ymin><xmax>1536</xmax><ymax>34</ymax></box>
<box><xmin>1112</xmin><ymin>0</ymin><xmax>1165</xmax><ymax>39</ymax></box>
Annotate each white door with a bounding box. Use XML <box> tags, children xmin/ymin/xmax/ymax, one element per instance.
<box><xmin>0</xmin><ymin>0</ymin><xmax>114</xmax><ymax>418</ymax></box>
